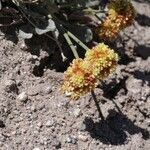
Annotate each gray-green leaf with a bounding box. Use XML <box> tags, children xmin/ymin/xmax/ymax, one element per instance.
<box><xmin>35</xmin><ymin>19</ymin><xmax>56</xmax><ymax>35</ymax></box>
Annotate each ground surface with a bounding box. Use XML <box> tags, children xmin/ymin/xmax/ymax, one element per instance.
<box><xmin>0</xmin><ymin>1</ymin><xmax>150</xmax><ymax>150</ymax></box>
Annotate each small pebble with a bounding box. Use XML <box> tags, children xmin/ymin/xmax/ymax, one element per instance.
<box><xmin>42</xmin><ymin>86</ymin><xmax>52</xmax><ymax>94</ymax></box>
<box><xmin>37</xmin><ymin>122</ymin><xmax>42</xmax><ymax>128</ymax></box>
<box><xmin>17</xmin><ymin>92</ymin><xmax>28</xmax><ymax>102</ymax></box>
<box><xmin>27</xmin><ymin>54</ymin><xmax>38</xmax><ymax>62</ymax></box>
<box><xmin>66</xmin><ymin>135</ymin><xmax>72</xmax><ymax>143</ymax></box>
<box><xmin>66</xmin><ymin>135</ymin><xmax>77</xmax><ymax>144</ymax></box>
<box><xmin>4</xmin><ymin>79</ymin><xmax>17</xmax><ymax>92</ymax></box>
<box><xmin>79</xmin><ymin>122</ymin><xmax>86</xmax><ymax>131</ymax></box>
<box><xmin>73</xmin><ymin>108</ymin><xmax>81</xmax><ymax>117</ymax></box>
<box><xmin>33</xmin><ymin>148</ymin><xmax>41</xmax><ymax>150</ymax></box>
<box><xmin>31</xmin><ymin>105</ymin><xmax>36</xmax><ymax>112</ymax></box>
<box><xmin>45</xmin><ymin>120</ymin><xmax>54</xmax><ymax>127</ymax></box>
<box><xmin>78</xmin><ymin>133</ymin><xmax>88</xmax><ymax>142</ymax></box>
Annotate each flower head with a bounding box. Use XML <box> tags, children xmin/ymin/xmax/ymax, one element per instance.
<box><xmin>97</xmin><ymin>16</ymin><xmax>121</xmax><ymax>41</ymax></box>
<box><xmin>108</xmin><ymin>0</ymin><xmax>136</xmax><ymax>28</ymax></box>
<box><xmin>62</xmin><ymin>43</ymin><xmax>119</xmax><ymax>100</ymax></box>
<box><xmin>97</xmin><ymin>0</ymin><xmax>135</xmax><ymax>40</ymax></box>
<box><xmin>85</xmin><ymin>43</ymin><xmax>119</xmax><ymax>80</ymax></box>
<box><xmin>62</xmin><ymin>58</ymin><xmax>97</xmax><ymax>100</ymax></box>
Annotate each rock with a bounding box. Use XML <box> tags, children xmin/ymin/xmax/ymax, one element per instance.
<box><xmin>31</xmin><ymin>105</ymin><xmax>36</xmax><ymax>112</ymax></box>
<box><xmin>78</xmin><ymin>133</ymin><xmax>88</xmax><ymax>142</ymax></box>
<box><xmin>45</xmin><ymin>86</ymin><xmax>52</xmax><ymax>94</ymax></box>
<box><xmin>20</xmin><ymin>41</ymin><xmax>27</xmax><ymax>50</ymax></box>
<box><xmin>66</xmin><ymin>135</ymin><xmax>72</xmax><ymax>143</ymax></box>
<box><xmin>41</xmin><ymin>86</ymin><xmax>52</xmax><ymax>95</ymax></box>
<box><xmin>45</xmin><ymin>120</ymin><xmax>54</xmax><ymax>127</ymax></box>
<box><xmin>79</xmin><ymin>122</ymin><xmax>86</xmax><ymax>131</ymax></box>
<box><xmin>73</xmin><ymin>108</ymin><xmax>81</xmax><ymax>117</ymax></box>
<box><xmin>37</xmin><ymin>122</ymin><xmax>42</xmax><ymax>128</ymax></box>
<box><xmin>66</xmin><ymin>135</ymin><xmax>77</xmax><ymax>144</ymax></box>
<box><xmin>17</xmin><ymin>92</ymin><xmax>28</xmax><ymax>102</ymax></box>
<box><xmin>4</xmin><ymin>79</ymin><xmax>17</xmax><ymax>92</ymax></box>
<box><xmin>28</xmin><ymin>87</ymin><xmax>39</xmax><ymax>96</ymax></box>
<box><xmin>33</xmin><ymin>148</ymin><xmax>41</xmax><ymax>150</ymax></box>
<box><xmin>27</xmin><ymin>54</ymin><xmax>38</xmax><ymax>62</ymax></box>
<box><xmin>126</xmin><ymin>77</ymin><xmax>142</xmax><ymax>94</ymax></box>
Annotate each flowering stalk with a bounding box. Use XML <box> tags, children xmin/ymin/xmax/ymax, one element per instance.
<box><xmin>97</xmin><ymin>0</ymin><xmax>136</xmax><ymax>40</ymax></box>
<box><xmin>62</xmin><ymin>30</ymin><xmax>119</xmax><ymax>119</ymax></box>
<box><xmin>62</xmin><ymin>42</ymin><xmax>118</xmax><ymax>97</ymax></box>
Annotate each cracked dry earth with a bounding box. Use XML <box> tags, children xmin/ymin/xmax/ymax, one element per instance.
<box><xmin>0</xmin><ymin>1</ymin><xmax>150</xmax><ymax>150</ymax></box>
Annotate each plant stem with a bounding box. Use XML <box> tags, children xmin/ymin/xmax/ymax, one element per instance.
<box><xmin>63</xmin><ymin>26</ymin><xmax>104</xmax><ymax>121</ymax></box>
<box><xmin>63</xmin><ymin>33</ymin><xmax>79</xmax><ymax>58</ymax></box>
<box><xmin>91</xmin><ymin>90</ymin><xmax>104</xmax><ymax>120</ymax></box>
<box><xmin>67</xmin><ymin>31</ymin><xmax>89</xmax><ymax>51</ymax></box>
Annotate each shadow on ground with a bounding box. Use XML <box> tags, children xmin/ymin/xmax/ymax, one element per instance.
<box><xmin>135</xmin><ymin>0</ymin><xmax>150</xmax><ymax>4</ymax></box>
<box><xmin>134</xmin><ymin>70</ymin><xmax>150</xmax><ymax>86</ymax></box>
<box><xmin>136</xmin><ymin>14</ymin><xmax>150</xmax><ymax>27</ymax></box>
<box><xmin>84</xmin><ymin>109</ymin><xmax>149</xmax><ymax>145</ymax></box>
<box><xmin>101</xmin><ymin>78</ymin><xmax>127</xmax><ymax>99</ymax></box>
<box><xmin>134</xmin><ymin>45</ymin><xmax>150</xmax><ymax>59</ymax></box>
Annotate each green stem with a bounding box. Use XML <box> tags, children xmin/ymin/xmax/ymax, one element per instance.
<box><xmin>63</xmin><ymin>33</ymin><xmax>79</xmax><ymax>58</ymax></box>
<box><xmin>67</xmin><ymin>31</ymin><xmax>89</xmax><ymax>51</ymax></box>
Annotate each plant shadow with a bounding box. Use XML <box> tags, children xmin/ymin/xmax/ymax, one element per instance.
<box><xmin>101</xmin><ymin>77</ymin><xmax>127</xmax><ymax>99</ymax></box>
<box><xmin>134</xmin><ymin>0</ymin><xmax>150</xmax><ymax>4</ymax></box>
<box><xmin>133</xmin><ymin>70</ymin><xmax>150</xmax><ymax>86</ymax></box>
<box><xmin>84</xmin><ymin>109</ymin><xmax>149</xmax><ymax>145</ymax></box>
<box><xmin>136</xmin><ymin>14</ymin><xmax>150</xmax><ymax>27</ymax></box>
<box><xmin>134</xmin><ymin>45</ymin><xmax>150</xmax><ymax>59</ymax></box>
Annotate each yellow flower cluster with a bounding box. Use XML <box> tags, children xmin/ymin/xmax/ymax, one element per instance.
<box><xmin>97</xmin><ymin>0</ymin><xmax>135</xmax><ymax>40</ymax></box>
<box><xmin>62</xmin><ymin>58</ymin><xmax>97</xmax><ymax>100</ymax></box>
<box><xmin>62</xmin><ymin>43</ymin><xmax>119</xmax><ymax>100</ymax></box>
<box><xmin>85</xmin><ymin>43</ymin><xmax>119</xmax><ymax>80</ymax></box>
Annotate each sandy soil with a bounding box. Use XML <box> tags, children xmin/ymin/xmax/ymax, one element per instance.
<box><xmin>0</xmin><ymin>1</ymin><xmax>150</xmax><ymax>150</ymax></box>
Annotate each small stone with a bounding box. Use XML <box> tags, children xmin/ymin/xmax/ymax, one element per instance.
<box><xmin>79</xmin><ymin>122</ymin><xmax>86</xmax><ymax>131</ymax></box>
<box><xmin>27</xmin><ymin>54</ymin><xmax>38</xmax><ymax>62</ymax></box>
<box><xmin>44</xmin><ymin>86</ymin><xmax>52</xmax><ymax>94</ymax></box>
<box><xmin>37</xmin><ymin>122</ymin><xmax>42</xmax><ymax>128</ymax></box>
<box><xmin>66</xmin><ymin>135</ymin><xmax>77</xmax><ymax>144</ymax></box>
<box><xmin>20</xmin><ymin>41</ymin><xmax>27</xmax><ymax>50</ymax></box>
<box><xmin>66</xmin><ymin>135</ymin><xmax>72</xmax><ymax>143</ymax></box>
<box><xmin>4</xmin><ymin>79</ymin><xmax>17</xmax><ymax>92</ymax></box>
<box><xmin>126</xmin><ymin>77</ymin><xmax>142</xmax><ymax>94</ymax></box>
<box><xmin>45</xmin><ymin>120</ymin><xmax>54</xmax><ymax>127</ymax></box>
<box><xmin>28</xmin><ymin>87</ymin><xmax>39</xmax><ymax>96</ymax></box>
<box><xmin>11</xmin><ymin>131</ymin><xmax>16</xmax><ymax>135</ymax></box>
<box><xmin>78</xmin><ymin>133</ymin><xmax>88</xmax><ymax>142</ymax></box>
<box><xmin>73</xmin><ymin>108</ymin><xmax>81</xmax><ymax>117</ymax></box>
<box><xmin>31</xmin><ymin>105</ymin><xmax>36</xmax><ymax>112</ymax></box>
<box><xmin>42</xmin><ymin>86</ymin><xmax>52</xmax><ymax>94</ymax></box>
<box><xmin>65</xmin><ymin>91</ymin><xmax>72</xmax><ymax>97</ymax></box>
<box><xmin>33</xmin><ymin>148</ymin><xmax>41</xmax><ymax>150</ymax></box>
<box><xmin>17</xmin><ymin>92</ymin><xmax>28</xmax><ymax>102</ymax></box>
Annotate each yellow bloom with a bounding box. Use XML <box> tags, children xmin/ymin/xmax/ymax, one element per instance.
<box><xmin>62</xmin><ymin>58</ymin><xmax>97</xmax><ymax>100</ymax></box>
<box><xmin>108</xmin><ymin>0</ymin><xmax>136</xmax><ymax>28</ymax></box>
<box><xmin>85</xmin><ymin>43</ymin><xmax>119</xmax><ymax>80</ymax></box>
<box><xmin>97</xmin><ymin>0</ymin><xmax>135</xmax><ymax>40</ymax></box>
<box><xmin>97</xmin><ymin>17</ymin><xmax>121</xmax><ymax>41</ymax></box>
<box><xmin>62</xmin><ymin>43</ymin><xmax>119</xmax><ymax>100</ymax></box>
